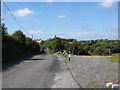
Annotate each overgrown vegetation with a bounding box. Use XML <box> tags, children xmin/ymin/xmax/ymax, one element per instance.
<box><xmin>2</xmin><ymin>23</ymin><xmax>40</xmax><ymax>63</ymax></box>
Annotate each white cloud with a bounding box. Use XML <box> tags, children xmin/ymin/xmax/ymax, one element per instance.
<box><xmin>52</xmin><ymin>32</ymin><xmax>65</xmax><ymax>34</ymax></box>
<box><xmin>70</xmin><ymin>31</ymin><xmax>97</xmax><ymax>36</ymax></box>
<box><xmin>108</xmin><ymin>26</ymin><xmax>118</xmax><ymax>30</ymax></box>
<box><xmin>27</xmin><ymin>30</ymin><xmax>45</xmax><ymax>34</ymax></box>
<box><xmin>47</xmin><ymin>0</ymin><xmax>54</xmax><ymax>2</ymax></box>
<box><xmin>26</xmin><ymin>30</ymin><xmax>117</xmax><ymax>40</ymax></box>
<box><xmin>13</xmin><ymin>8</ymin><xmax>34</xmax><ymax>17</ymax></box>
<box><xmin>57</xmin><ymin>32</ymin><xmax>65</xmax><ymax>34</ymax></box>
<box><xmin>101</xmin><ymin>26</ymin><xmax>118</xmax><ymax>31</ymax></box>
<box><xmin>99</xmin><ymin>0</ymin><xmax>115</xmax><ymax>8</ymax></box>
<box><xmin>58</xmin><ymin>15</ymin><xmax>67</xmax><ymax>19</ymax></box>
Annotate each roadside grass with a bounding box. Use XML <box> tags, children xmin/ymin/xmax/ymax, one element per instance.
<box><xmin>93</xmin><ymin>80</ymin><xmax>101</xmax><ymax>83</ymax></box>
<box><xmin>106</xmin><ymin>53</ymin><xmax>120</xmax><ymax>63</ymax></box>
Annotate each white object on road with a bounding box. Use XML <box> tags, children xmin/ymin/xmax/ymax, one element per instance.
<box><xmin>112</xmin><ymin>84</ymin><xmax>120</xmax><ymax>88</ymax></box>
<box><xmin>106</xmin><ymin>82</ymin><xmax>113</xmax><ymax>87</ymax></box>
<box><xmin>106</xmin><ymin>82</ymin><xmax>120</xmax><ymax>88</ymax></box>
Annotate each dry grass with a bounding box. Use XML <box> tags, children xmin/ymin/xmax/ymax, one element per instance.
<box><xmin>107</xmin><ymin>53</ymin><xmax>120</xmax><ymax>63</ymax></box>
<box><xmin>74</xmin><ymin>55</ymin><xmax>112</xmax><ymax>57</ymax></box>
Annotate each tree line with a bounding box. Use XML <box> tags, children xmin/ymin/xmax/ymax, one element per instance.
<box><xmin>2</xmin><ymin>23</ymin><xmax>120</xmax><ymax>63</ymax></box>
<box><xmin>2</xmin><ymin>23</ymin><xmax>40</xmax><ymax>63</ymax></box>
<box><xmin>40</xmin><ymin>36</ymin><xmax>120</xmax><ymax>56</ymax></box>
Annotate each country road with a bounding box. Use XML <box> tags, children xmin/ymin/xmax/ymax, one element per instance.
<box><xmin>2</xmin><ymin>54</ymin><xmax>60</xmax><ymax>88</ymax></box>
<box><xmin>2</xmin><ymin>54</ymin><xmax>118</xmax><ymax>88</ymax></box>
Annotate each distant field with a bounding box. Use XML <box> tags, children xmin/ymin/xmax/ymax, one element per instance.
<box><xmin>106</xmin><ymin>53</ymin><xmax>120</xmax><ymax>63</ymax></box>
<box><xmin>76</xmin><ymin>53</ymin><xmax>120</xmax><ymax>63</ymax></box>
<box><xmin>55</xmin><ymin>53</ymin><xmax>120</xmax><ymax>63</ymax></box>
<box><xmin>74</xmin><ymin>55</ymin><xmax>111</xmax><ymax>57</ymax></box>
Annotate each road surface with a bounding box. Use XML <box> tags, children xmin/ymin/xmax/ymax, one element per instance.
<box><xmin>2</xmin><ymin>54</ymin><xmax>60</xmax><ymax>88</ymax></box>
<box><xmin>64</xmin><ymin>56</ymin><xmax>118</xmax><ymax>88</ymax></box>
<box><xmin>2</xmin><ymin>54</ymin><xmax>118</xmax><ymax>88</ymax></box>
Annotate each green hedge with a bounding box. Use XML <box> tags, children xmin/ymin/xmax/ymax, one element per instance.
<box><xmin>2</xmin><ymin>35</ymin><xmax>40</xmax><ymax>63</ymax></box>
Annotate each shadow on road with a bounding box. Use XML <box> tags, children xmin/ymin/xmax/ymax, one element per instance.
<box><xmin>2</xmin><ymin>54</ymin><xmax>45</xmax><ymax>72</ymax></box>
<box><xmin>28</xmin><ymin>58</ymin><xmax>44</xmax><ymax>60</ymax></box>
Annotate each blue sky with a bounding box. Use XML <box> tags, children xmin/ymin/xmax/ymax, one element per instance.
<box><xmin>2</xmin><ymin>1</ymin><xmax>118</xmax><ymax>40</ymax></box>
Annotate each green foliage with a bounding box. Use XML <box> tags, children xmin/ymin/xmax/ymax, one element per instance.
<box><xmin>3</xmin><ymin>34</ymin><xmax>40</xmax><ymax>63</ymax></box>
<box><xmin>39</xmin><ymin>41</ymin><xmax>45</xmax><ymax>53</ymax></box>
<box><xmin>43</xmin><ymin>37</ymin><xmax>120</xmax><ymax>56</ymax></box>
<box><xmin>2</xmin><ymin>23</ymin><xmax>120</xmax><ymax>63</ymax></box>
<box><xmin>44</xmin><ymin>37</ymin><xmax>63</xmax><ymax>53</ymax></box>
<box><xmin>3</xmin><ymin>35</ymin><xmax>26</xmax><ymax>62</ymax></box>
<box><xmin>12</xmin><ymin>30</ymin><xmax>25</xmax><ymax>43</ymax></box>
<box><xmin>25</xmin><ymin>37</ymin><xmax>33</xmax><ymax>46</ymax></box>
<box><xmin>2</xmin><ymin>24</ymin><xmax>40</xmax><ymax>63</ymax></box>
<box><xmin>66</xmin><ymin>38</ymin><xmax>77</xmax><ymax>42</ymax></box>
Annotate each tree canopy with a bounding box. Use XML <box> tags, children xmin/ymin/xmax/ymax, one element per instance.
<box><xmin>12</xmin><ymin>30</ymin><xmax>26</xmax><ymax>43</ymax></box>
<box><xmin>2</xmin><ymin>24</ymin><xmax>40</xmax><ymax>63</ymax></box>
<box><xmin>43</xmin><ymin>37</ymin><xmax>120</xmax><ymax>55</ymax></box>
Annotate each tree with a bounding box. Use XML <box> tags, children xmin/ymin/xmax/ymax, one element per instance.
<box><xmin>44</xmin><ymin>37</ymin><xmax>62</xmax><ymax>53</ymax></box>
<box><xmin>39</xmin><ymin>41</ymin><xmax>45</xmax><ymax>53</ymax></box>
<box><xmin>12</xmin><ymin>30</ymin><xmax>25</xmax><ymax>43</ymax></box>
<box><xmin>32</xmin><ymin>40</ymin><xmax>40</xmax><ymax>53</ymax></box>
<box><xmin>70</xmin><ymin>41</ymin><xmax>79</xmax><ymax>54</ymax></box>
<box><xmin>25</xmin><ymin>37</ymin><xmax>33</xmax><ymax>46</ymax></box>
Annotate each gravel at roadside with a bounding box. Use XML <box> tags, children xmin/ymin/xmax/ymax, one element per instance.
<box><xmin>52</xmin><ymin>55</ymin><xmax>118</xmax><ymax>88</ymax></box>
<box><xmin>65</xmin><ymin>56</ymin><xmax>118</xmax><ymax>88</ymax></box>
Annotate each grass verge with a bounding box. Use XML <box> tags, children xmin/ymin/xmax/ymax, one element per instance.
<box><xmin>106</xmin><ymin>53</ymin><xmax>120</xmax><ymax>63</ymax></box>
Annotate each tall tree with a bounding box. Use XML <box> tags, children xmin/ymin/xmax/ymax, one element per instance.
<box><xmin>12</xmin><ymin>30</ymin><xmax>25</xmax><ymax>43</ymax></box>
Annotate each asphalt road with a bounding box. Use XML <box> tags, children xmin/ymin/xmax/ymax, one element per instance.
<box><xmin>2</xmin><ymin>54</ymin><xmax>60</xmax><ymax>88</ymax></box>
<box><xmin>2</xmin><ymin>54</ymin><xmax>118</xmax><ymax>88</ymax></box>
